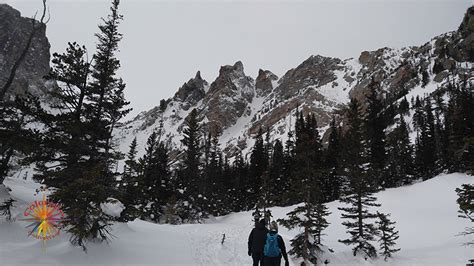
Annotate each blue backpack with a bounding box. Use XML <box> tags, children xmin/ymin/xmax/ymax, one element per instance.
<box><xmin>264</xmin><ymin>233</ymin><xmax>280</xmax><ymax>257</ymax></box>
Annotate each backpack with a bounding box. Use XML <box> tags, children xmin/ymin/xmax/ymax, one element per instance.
<box><xmin>264</xmin><ymin>233</ymin><xmax>280</xmax><ymax>257</ymax></box>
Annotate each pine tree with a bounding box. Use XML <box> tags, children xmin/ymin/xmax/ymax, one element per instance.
<box><xmin>249</xmin><ymin>127</ymin><xmax>267</xmax><ymax>208</ymax></box>
<box><xmin>177</xmin><ymin>108</ymin><xmax>207</xmax><ymax>222</ymax></box>
<box><xmin>231</xmin><ymin>151</ymin><xmax>249</xmax><ymax>211</ymax></box>
<box><xmin>386</xmin><ymin>116</ymin><xmax>414</xmax><ymax>187</ymax></box>
<box><xmin>446</xmin><ymin>81</ymin><xmax>474</xmax><ymax>173</ymax></box>
<box><xmin>279</xmin><ymin>190</ymin><xmax>330</xmax><ymax>265</ymax></box>
<box><xmin>31</xmin><ymin>0</ymin><xmax>130</xmax><ymax>249</ymax></box>
<box><xmin>455</xmin><ymin>184</ymin><xmax>474</xmax><ymax>246</ymax></box>
<box><xmin>339</xmin><ymin>99</ymin><xmax>380</xmax><ymax>258</ymax></box>
<box><xmin>281</xmin><ymin>130</ymin><xmax>295</xmax><ymax>205</ymax></box>
<box><xmin>414</xmin><ymin>99</ymin><xmax>437</xmax><ymax>179</ymax></box>
<box><xmin>324</xmin><ymin>116</ymin><xmax>342</xmax><ymax>201</ymax></box>
<box><xmin>120</xmin><ymin>137</ymin><xmax>140</xmax><ymax>221</ymax></box>
<box><xmin>376</xmin><ymin>212</ymin><xmax>400</xmax><ymax>260</ymax></box>
<box><xmin>269</xmin><ymin>139</ymin><xmax>284</xmax><ymax>205</ymax></box>
<box><xmin>364</xmin><ymin>80</ymin><xmax>386</xmax><ymax>188</ymax></box>
<box><xmin>398</xmin><ymin>97</ymin><xmax>410</xmax><ymax>115</ymax></box>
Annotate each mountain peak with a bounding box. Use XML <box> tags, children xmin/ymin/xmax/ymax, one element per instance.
<box><xmin>459</xmin><ymin>5</ymin><xmax>474</xmax><ymax>38</ymax></box>
<box><xmin>195</xmin><ymin>70</ymin><xmax>202</xmax><ymax>80</ymax></box>
<box><xmin>218</xmin><ymin>60</ymin><xmax>245</xmax><ymax>77</ymax></box>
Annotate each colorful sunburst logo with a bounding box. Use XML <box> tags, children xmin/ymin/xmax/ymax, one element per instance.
<box><xmin>22</xmin><ymin>193</ymin><xmax>65</xmax><ymax>248</ymax></box>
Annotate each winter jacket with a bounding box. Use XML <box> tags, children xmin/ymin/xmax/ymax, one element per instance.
<box><xmin>248</xmin><ymin>221</ymin><xmax>269</xmax><ymax>254</ymax></box>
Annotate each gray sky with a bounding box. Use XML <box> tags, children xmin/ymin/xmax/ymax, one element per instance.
<box><xmin>4</xmin><ymin>0</ymin><xmax>473</xmax><ymax>118</ymax></box>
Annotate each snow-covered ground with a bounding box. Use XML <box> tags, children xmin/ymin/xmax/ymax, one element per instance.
<box><xmin>1</xmin><ymin>173</ymin><xmax>473</xmax><ymax>265</ymax></box>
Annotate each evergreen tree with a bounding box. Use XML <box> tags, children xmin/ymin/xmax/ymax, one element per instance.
<box><xmin>414</xmin><ymin>99</ymin><xmax>437</xmax><ymax>179</ymax></box>
<box><xmin>398</xmin><ymin>97</ymin><xmax>410</xmax><ymax>115</ymax></box>
<box><xmin>31</xmin><ymin>0</ymin><xmax>130</xmax><ymax>249</ymax></box>
<box><xmin>249</xmin><ymin>127</ymin><xmax>268</xmax><ymax>208</ymax></box>
<box><xmin>281</xmin><ymin>130</ymin><xmax>295</xmax><ymax>205</ymax></box>
<box><xmin>208</xmin><ymin>131</ymin><xmax>224</xmax><ymax>215</ymax></box>
<box><xmin>455</xmin><ymin>184</ymin><xmax>474</xmax><ymax>246</ymax></box>
<box><xmin>279</xmin><ymin>190</ymin><xmax>330</xmax><ymax>265</ymax></box>
<box><xmin>376</xmin><ymin>212</ymin><xmax>400</xmax><ymax>260</ymax></box>
<box><xmin>385</xmin><ymin>116</ymin><xmax>414</xmax><ymax>187</ymax></box>
<box><xmin>231</xmin><ymin>151</ymin><xmax>249</xmax><ymax>211</ymax></box>
<box><xmin>177</xmin><ymin>108</ymin><xmax>207</xmax><ymax>222</ymax></box>
<box><xmin>446</xmin><ymin>81</ymin><xmax>474</xmax><ymax>173</ymax></box>
<box><xmin>324</xmin><ymin>117</ymin><xmax>342</xmax><ymax>201</ymax></box>
<box><xmin>339</xmin><ymin>99</ymin><xmax>380</xmax><ymax>258</ymax></box>
<box><xmin>269</xmin><ymin>139</ymin><xmax>284</xmax><ymax>205</ymax></box>
<box><xmin>364</xmin><ymin>80</ymin><xmax>386</xmax><ymax>188</ymax></box>
<box><xmin>138</xmin><ymin>128</ymin><xmax>171</xmax><ymax>222</ymax></box>
<box><xmin>120</xmin><ymin>137</ymin><xmax>139</xmax><ymax>221</ymax></box>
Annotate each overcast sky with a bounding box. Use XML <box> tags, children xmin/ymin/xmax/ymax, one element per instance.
<box><xmin>4</xmin><ymin>0</ymin><xmax>473</xmax><ymax>118</ymax></box>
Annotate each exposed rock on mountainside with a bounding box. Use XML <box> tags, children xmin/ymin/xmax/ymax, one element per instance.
<box><xmin>255</xmin><ymin>69</ymin><xmax>278</xmax><ymax>97</ymax></box>
<box><xmin>0</xmin><ymin>4</ymin><xmax>50</xmax><ymax>98</ymax></box>
<box><xmin>117</xmin><ymin>7</ymin><xmax>473</xmax><ymax>161</ymax></box>
<box><xmin>204</xmin><ymin>61</ymin><xmax>255</xmax><ymax>133</ymax></box>
<box><xmin>173</xmin><ymin>71</ymin><xmax>208</xmax><ymax>110</ymax></box>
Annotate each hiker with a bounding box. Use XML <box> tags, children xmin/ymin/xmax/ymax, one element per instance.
<box><xmin>263</xmin><ymin>221</ymin><xmax>289</xmax><ymax>266</ymax></box>
<box><xmin>248</xmin><ymin>219</ymin><xmax>268</xmax><ymax>266</ymax></box>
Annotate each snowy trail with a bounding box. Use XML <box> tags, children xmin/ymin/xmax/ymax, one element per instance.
<box><xmin>1</xmin><ymin>173</ymin><xmax>473</xmax><ymax>265</ymax></box>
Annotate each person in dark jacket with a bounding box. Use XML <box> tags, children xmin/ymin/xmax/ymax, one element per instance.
<box><xmin>248</xmin><ymin>219</ymin><xmax>268</xmax><ymax>266</ymax></box>
<box><xmin>263</xmin><ymin>221</ymin><xmax>289</xmax><ymax>266</ymax></box>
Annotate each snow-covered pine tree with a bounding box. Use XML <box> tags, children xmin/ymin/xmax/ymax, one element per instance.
<box><xmin>249</xmin><ymin>127</ymin><xmax>268</xmax><ymax>208</ymax></box>
<box><xmin>32</xmin><ymin>0</ymin><xmax>130</xmax><ymax>250</ymax></box>
<box><xmin>324</xmin><ymin>116</ymin><xmax>342</xmax><ymax>201</ymax></box>
<box><xmin>376</xmin><ymin>212</ymin><xmax>400</xmax><ymax>260</ymax></box>
<box><xmin>278</xmin><ymin>190</ymin><xmax>330</xmax><ymax>265</ymax></box>
<box><xmin>177</xmin><ymin>108</ymin><xmax>208</xmax><ymax>222</ymax></box>
<box><xmin>269</xmin><ymin>139</ymin><xmax>284</xmax><ymax>205</ymax></box>
<box><xmin>446</xmin><ymin>81</ymin><xmax>474</xmax><ymax>173</ymax></box>
<box><xmin>279</xmin><ymin>112</ymin><xmax>330</xmax><ymax>264</ymax></box>
<box><xmin>119</xmin><ymin>137</ymin><xmax>140</xmax><ymax>221</ymax></box>
<box><xmin>386</xmin><ymin>116</ymin><xmax>414</xmax><ymax>187</ymax></box>
<box><xmin>364</xmin><ymin>79</ymin><xmax>386</xmax><ymax>188</ymax></box>
<box><xmin>455</xmin><ymin>184</ymin><xmax>474</xmax><ymax>246</ymax></box>
<box><xmin>231</xmin><ymin>151</ymin><xmax>249</xmax><ymax>211</ymax></box>
<box><xmin>136</xmin><ymin>127</ymin><xmax>171</xmax><ymax>222</ymax></box>
<box><xmin>414</xmin><ymin>99</ymin><xmax>437</xmax><ymax>179</ymax></box>
<box><xmin>398</xmin><ymin>97</ymin><xmax>410</xmax><ymax>115</ymax></box>
<box><xmin>281</xmin><ymin>130</ymin><xmax>295</xmax><ymax>205</ymax></box>
<box><xmin>339</xmin><ymin>99</ymin><xmax>380</xmax><ymax>259</ymax></box>
<box><xmin>207</xmin><ymin>131</ymin><xmax>224</xmax><ymax>215</ymax></box>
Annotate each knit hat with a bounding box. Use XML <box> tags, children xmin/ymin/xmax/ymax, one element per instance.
<box><xmin>269</xmin><ymin>221</ymin><xmax>278</xmax><ymax>232</ymax></box>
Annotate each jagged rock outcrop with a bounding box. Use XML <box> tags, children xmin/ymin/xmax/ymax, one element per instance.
<box><xmin>0</xmin><ymin>4</ymin><xmax>50</xmax><ymax>98</ymax></box>
<box><xmin>255</xmin><ymin>69</ymin><xmax>278</xmax><ymax>97</ymax></box>
<box><xmin>204</xmin><ymin>61</ymin><xmax>255</xmax><ymax>132</ymax></box>
<box><xmin>173</xmin><ymin>71</ymin><xmax>208</xmax><ymax>110</ymax></box>
<box><xmin>276</xmin><ymin>55</ymin><xmax>343</xmax><ymax>100</ymax></box>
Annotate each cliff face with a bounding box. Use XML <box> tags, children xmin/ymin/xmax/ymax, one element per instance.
<box><xmin>112</xmin><ymin>7</ymin><xmax>474</xmax><ymax>161</ymax></box>
<box><xmin>0</xmin><ymin>4</ymin><xmax>50</xmax><ymax>99</ymax></box>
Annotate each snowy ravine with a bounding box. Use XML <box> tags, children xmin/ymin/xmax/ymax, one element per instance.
<box><xmin>1</xmin><ymin>173</ymin><xmax>472</xmax><ymax>265</ymax></box>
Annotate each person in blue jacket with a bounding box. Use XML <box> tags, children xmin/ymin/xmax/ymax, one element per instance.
<box><xmin>263</xmin><ymin>221</ymin><xmax>289</xmax><ymax>266</ymax></box>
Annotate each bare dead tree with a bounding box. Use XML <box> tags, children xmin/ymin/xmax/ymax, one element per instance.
<box><xmin>0</xmin><ymin>0</ymin><xmax>49</xmax><ymax>101</ymax></box>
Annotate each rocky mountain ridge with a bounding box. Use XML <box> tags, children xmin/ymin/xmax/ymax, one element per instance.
<box><xmin>0</xmin><ymin>3</ymin><xmax>471</xmax><ymax>163</ymax></box>
<box><xmin>117</xmin><ymin>6</ymin><xmax>473</xmax><ymax>161</ymax></box>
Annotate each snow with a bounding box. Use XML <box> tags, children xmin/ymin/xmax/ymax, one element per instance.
<box><xmin>100</xmin><ymin>198</ymin><xmax>125</xmax><ymax>218</ymax></box>
<box><xmin>1</xmin><ymin>173</ymin><xmax>473</xmax><ymax>265</ymax></box>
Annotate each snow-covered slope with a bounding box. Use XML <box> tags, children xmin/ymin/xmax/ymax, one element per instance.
<box><xmin>1</xmin><ymin>173</ymin><xmax>472</xmax><ymax>265</ymax></box>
